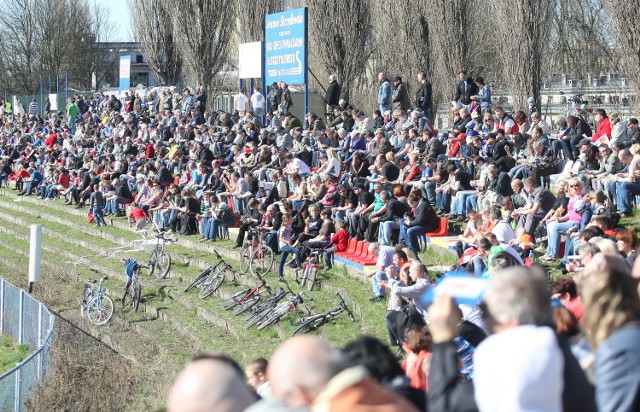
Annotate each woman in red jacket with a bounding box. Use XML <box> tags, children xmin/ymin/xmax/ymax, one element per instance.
<box><xmin>591</xmin><ymin>108</ymin><xmax>612</xmax><ymax>143</ymax></box>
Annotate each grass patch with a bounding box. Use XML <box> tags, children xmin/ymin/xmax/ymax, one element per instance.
<box><xmin>0</xmin><ymin>335</ymin><xmax>30</xmax><ymax>374</ymax></box>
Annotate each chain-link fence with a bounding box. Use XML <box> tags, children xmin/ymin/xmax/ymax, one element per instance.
<box><xmin>0</xmin><ymin>278</ymin><xmax>55</xmax><ymax>412</ymax></box>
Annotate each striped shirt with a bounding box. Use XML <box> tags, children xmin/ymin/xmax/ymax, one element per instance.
<box><xmin>28</xmin><ymin>101</ymin><xmax>38</xmax><ymax>117</ymax></box>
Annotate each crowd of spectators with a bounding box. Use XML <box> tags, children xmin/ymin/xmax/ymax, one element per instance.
<box><xmin>2</xmin><ymin>70</ymin><xmax>640</xmax><ymax>412</ymax></box>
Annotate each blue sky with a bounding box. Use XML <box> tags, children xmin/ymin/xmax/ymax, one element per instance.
<box><xmin>99</xmin><ymin>0</ymin><xmax>133</xmax><ymax>42</ymax></box>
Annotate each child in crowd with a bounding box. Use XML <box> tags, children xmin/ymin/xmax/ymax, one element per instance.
<box><xmin>277</xmin><ymin>213</ymin><xmax>300</xmax><ymax>281</ymax></box>
<box><xmin>323</xmin><ymin>220</ymin><xmax>350</xmax><ymax>269</ymax></box>
<box><xmin>128</xmin><ymin>202</ymin><xmax>150</xmax><ymax>231</ymax></box>
<box><xmin>89</xmin><ymin>183</ymin><xmax>106</xmax><ymax>227</ymax></box>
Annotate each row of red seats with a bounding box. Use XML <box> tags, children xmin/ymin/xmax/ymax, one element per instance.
<box><xmin>335</xmin><ymin>218</ymin><xmax>449</xmax><ymax>266</ymax></box>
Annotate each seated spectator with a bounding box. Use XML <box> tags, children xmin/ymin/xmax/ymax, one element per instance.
<box><xmin>268</xmin><ymin>336</ymin><xmax>418</xmax><ymax>411</ymax></box>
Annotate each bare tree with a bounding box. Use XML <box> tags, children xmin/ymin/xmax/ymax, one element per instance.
<box><xmin>492</xmin><ymin>0</ymin><xmax>553</xmax><ymax>110</ymax></box>
<box><xmin>0</xmin><ymin>0</ymin><xmax>40</xmax><ymax>93</ymax></box>
<box><xmin>550</xmin><ymin>0</ymin><xmax>615</xmax><ymax>80</ymax></box>
<box><xmin>130</xmin><ymin>0</ymin><xmax>183</xmax><ymax>85</ymax></box>
<box><xmin>171</xmin><ymin>0</ymin><xmax>237</xmax><ymax>90</ymax></box>
<box><xmin>603</xmin><ymin>0</ymin><xmax>640</xmax><ymax>106</ymax></box>
<box><xmin>307</xmin><ymin>0</ymin><xmax>373</xmax><ymax>103</ymax></box>
<box><xmin>237</xmin><ymin>0</ymin><xmax>284</xmax><ymax>43</ymax></box>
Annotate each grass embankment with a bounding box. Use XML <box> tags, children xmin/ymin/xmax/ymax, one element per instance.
<box><xmin>0</xmin><ymin>188</ymin><xmax>458</xmax><ymax>411</ymax></box>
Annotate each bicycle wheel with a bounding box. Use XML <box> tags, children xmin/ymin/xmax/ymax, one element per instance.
<box><xmin>133</xmin><ymin>282</ymin><xmax>142</xmax><ymax>312</ymax></box>
<box><xmin>87</xmin><ymin>295</ymin><xmax>114</xmax><ymax>325</ymax></box>
<box><xmin>185</xmin><ymin>267</ymin><xmax>212</xmax><ymax>292</ymax></box>
<box><xmin>220</xmin><ymin>288</ymin><xmax>252</xmax><ymax>310</ymax></box>
<box><xmin>80</xmin><ymin>288</ymin><xmax>91</xmax><ymax>317</ymax></box>
<box><xmin>249</xmin><ymin>245</ymin><xmax>274</xmax><ymax>277</ymax></box>
<box><xmin>232</xmin><ymin>295</ymin><xmax>260</xmax><ymax>315</ymax></box>
<box><xmin>155</xmin><ymin>251</ymin><xmax>171</xmax><ymax>279</ymax></box>
<box><xmin>292</xmin><ymin>317</ymin><xmax>323</xmax><ymax>336</ymax></box>
<box><xmin>238</xmin><ymin>243</ymin><xmax>251</xmax><ymax>274</ymax></box>
<box><xmin>257</xmin><ymin>304</ymin><xmax>288</xmax><ymax>330</ymax></box>
<box><xmin>299</xmin><ymin>264</ymin><xmax>310</xmax><ymax>289</ymax></box>
<box><xmin>307</xmin><ymin>267</ymin><xmax>317</xmax><ymax>291</ymax></box>
<box><xmin>198</xmin><ymin>273</ymin><xmax>224</xmax><ymax>299</ymax></box>
<box><xmin>122</xmin><ymin>285</ymin><xmax>132</xmax><ymax>310</ymax></box>
<box><xmin>148</xmin><ymin>249</ymin><xmax>158</xmax><ymax>277</ymax></box>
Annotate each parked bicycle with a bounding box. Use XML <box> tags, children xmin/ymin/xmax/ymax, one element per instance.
<box><xmin>292</xmin><ymin>291</ymin><xmax>355</xmax><ymax>335</ymax></box>
<box><xmin>239</xmin><ymin>228</ymin><xmax>274</xmax><ymax>277</ymax></box>
<box><xmin>243</xmin><ymin>286</ymin><xmax>289</xmax><ymax>330</ymax></box>
<box><xmin>80</xmin><ymin>270</ymin><xmax>115</xmax><ymax>325</ymax></box>
<box><xmin>295</xmin><ymin>248</ymin><xmax>324</xmax><ymax>291</ymax></box>
<box><xmin>221</xmin><ymin>278</ymin><xmax>272</xmax><ymax>315</ymax></box>
<box><xmin>148</xmin><ymin>229</ymin><xmax>176</xmax><ymax>279</ymax></box>
<box><xmin>184</xmin><ymin>250</ymin><xmax>238</xmax><ymax>299</ymax></box>
<box><xmin>122</xmin><ymin>258</ymin><xmax>148</xmax><ymax>312</ymax></box>
<box><xmin>256</xmin><ymin>282</ymin><xmax>312</xmax><ymax>331</ymax></box>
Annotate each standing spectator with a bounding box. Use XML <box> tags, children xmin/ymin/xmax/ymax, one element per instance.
<box><xmin>267</xmin><ymin>82</ymin><xmax>282</xmax><ymax>114</ymax></box>
<box><xmin>278</xmin><ymin>213</ymin><xmax>301</xmax><ymax>281</ymax></box>
<box><xmin>28</xmin><ymin>99</ymin><xmax>38</xmax><ymax>118</ymax></box>
<box><xmin>67</xmin><ymin>98</ymin><xmax>78</xmax><ymax>134</ymax></box>
<box><xmin>392</xmin><ymin>76</ymin><xmax>410</xmax><ymax>112</ymax></box>
<box><xmin>377</xmin><ymin>72</ymin><xmax>392</xmax><ymax>113</ymax></box>
<box><xmin>89</xmin><ymin>183</ymin><xmax>107</xmax><ymax>227</ymax></box>
<box><xmin>471</xmin><ymin>76</ymin><xmax>492</xmax><ymax>112</ymax></box>
<box><xmin>195</xmin><ymin>85</ymin><xmax>207</xmax><ymax>117</ymax></box>
<box><xmin>379</xmin><ymin>261</ymin><xmax>431</xmax><ymax>322</ymax></box>
<box><xmin>250</xmin><ymin>86</ymin><xmax>264</xmax><ymax>118</ymax></box>
<box><xmin>234</xmin><ymin>89</ymin><xmax>248</xmax><ymax>112</ymax></box>
<box><xmin>182</xmin><ymin>88</ymin><xmax>195</xmax><ymax>113</ymax></box>
<box><xmin>415</xmin><ymin>71</ymin><xmax>433</xmax><ymax>118</ymax></box>
<box><xmin>325</xmin><ymin>74</ymin><xmax>341</xmax><ymax>114</ymax></box>
<box><xmin>279</xmin><ymin>82</ymin><xmax>293</xmax><ymax>115</ymax></box>
<box><xmin>454</xmin><ymin>70</ymin><xmax>478</xmax><ymax>107</ymax></box>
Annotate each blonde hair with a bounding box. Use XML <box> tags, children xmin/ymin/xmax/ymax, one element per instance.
<box><xmin>326</xmin><ymin>147</ymin><xmax>337</xmax><ymax>160</ymax></box>
<box><xmin>582</xmin><ymin>265</ymin><xmax>640</xmax><ymax>348</ymax></box>
<box><xmin>610</xmin><ymin>112</ymin><xmax>621</xmax><ymax>126</ymax></box>
<box><xmin>385</xmin><ymin>152</ymin><xmax>395</xmax><ymax>162</ymax></box>
<box><xmin>593</xmin><ymin>238</ymin><xmax>619</xmax><ymax>257</ymax></box>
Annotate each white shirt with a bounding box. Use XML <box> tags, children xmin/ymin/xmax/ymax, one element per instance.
<box><xmin>292</xmin><ymin>158</ymin><xmax>311</xmax><ymax>175</ymax></box>
<box><xmin>234</xmin><ymin>93</ymin><xmax>248</xmax><ymax>111</ymax></box>
<box><xmin>474</xmin><ymin>325</ymin><xmax>563</xmax><ymax>412</ymax></box>
<box><xmin>250</xmin><ymin>92</ymin><xmax>264</xmax><ymax>109</ymax></box>
<box><xmin>491</xmin><ymin>220</ymin><xmax>516</xmax><ymax>244</ymax></box>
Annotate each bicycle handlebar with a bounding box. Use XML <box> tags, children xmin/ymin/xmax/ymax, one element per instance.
<box><xmin>336</xmin><ymin>291</ymin><xmax>355</xmax><ymax>321</ymax></box>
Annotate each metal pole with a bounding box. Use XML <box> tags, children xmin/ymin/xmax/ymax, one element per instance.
<box><xmin>262</xmin><ymin>41</ymin><xmax>268</xmax><ymax>116</ymax></box>
<box><xmin>304</xmin><ymin>7</ymin><xmax>309</xmax><ymax>116</ymax></box>
<box><xmin>18</xmin><ymin>290</ymin><xmax>24</xmax><ymax>344</ymax></box>
<box><xmin>40</xmin><ymin>75</ymin><xmax>43</xmax><ymax>114</ymax></box>
<box><xmin>0</xmin><ymin>278</ymin><xmax>4</xmax><ymax>335</ymax></box>
<box><xmin>14</xmin><ymin>367</ymin><xmax>21</xmax><ymax>411</ymax></box>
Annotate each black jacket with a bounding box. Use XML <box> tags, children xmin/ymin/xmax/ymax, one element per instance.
<box><xmin>455</xmin><ymin>79</ymin><xmax>478</xmax><ymax>105</ymax></box>
<box><xmin>622</xmin><ymin>127</ymin><xmax>640</xmax><ymax>148</ymax></box>
<box><xmin>428</xmin><ymin>341</ymin><xmax>478</xmax><ymax>412</ymax></box>
<box><xmin>416</xmin><ymin>81</ymin><xmax>433</xmax><ymax>111</ymax></box>
<box><xmin>408</xmin><ymin>200</ymin><xmax>440</xmax><ymax>231</ymax></box>
<box><xmin>392</xmin><ymin>82</ymin><xmax>411</xmax><ymax>111</ymax></box>
<box><xmin>380</xmin><ymin>199</ymin><xmax>410</xmax><ymax>222</ymax></box>
<box><xmin>325</xmin><ymin>80</ymin><xmax>341</xmax><ymax>106</ymax></box>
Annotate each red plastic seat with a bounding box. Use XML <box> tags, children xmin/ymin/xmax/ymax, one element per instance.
<box><xmin>424</xmin><ymin>218</ymin><xmax>448</xmax><ymax>237</ymax></box>
<box><xmin>342</xmin><ymin>241</ymin><xmax>365</xmax><ymax>259</ymax></box>
<box><xmin>336</xmin><ymin>238</ymin><xmax>357</xmax><ymax>257</ymax></box>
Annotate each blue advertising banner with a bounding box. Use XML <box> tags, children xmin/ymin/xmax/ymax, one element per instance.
<box><xmin>119</xmin><ymin>55</ymin><xmax>131</xmax><ymax>90</ymax></box>
<box><xmin>264</xmin><ymin>8</ymin><xmax>307</xmax><ymax>86</ymax></box>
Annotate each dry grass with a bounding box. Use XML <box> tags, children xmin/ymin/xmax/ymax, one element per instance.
<box><xmin>26</xmin><ymin>318</ymin><xmax>136</xmax><ymax>411</ymax></box>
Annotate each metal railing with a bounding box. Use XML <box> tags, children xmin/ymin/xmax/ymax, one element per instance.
<box><xmin>0</xmin><ymin>278</ymin><xmax>55</xmax><ymax>412</ymax></box>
